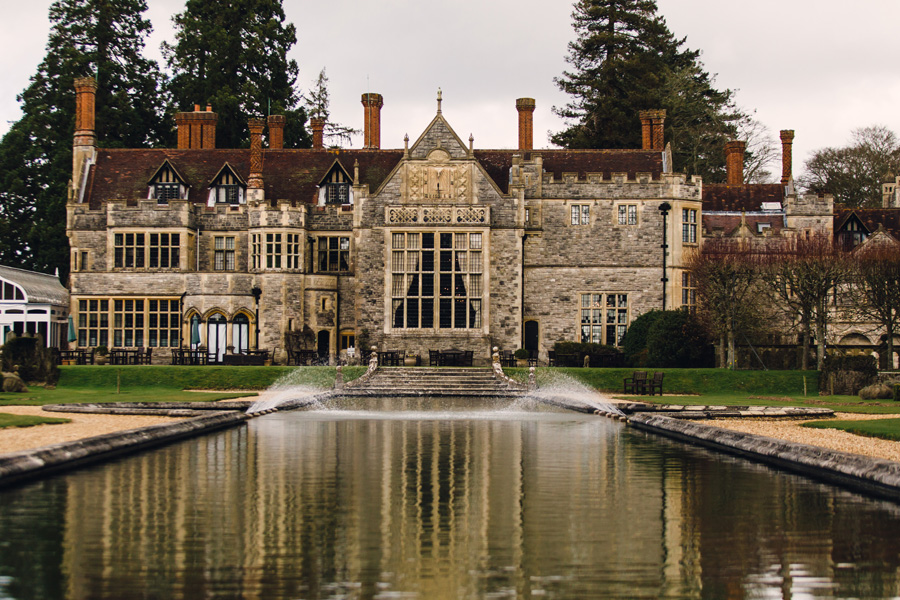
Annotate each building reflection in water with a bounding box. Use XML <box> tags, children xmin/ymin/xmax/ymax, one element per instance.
<box><xmin>1</xmin><ymin>405</ymin><xmax>899</xmax><ymax>598</ymax></box>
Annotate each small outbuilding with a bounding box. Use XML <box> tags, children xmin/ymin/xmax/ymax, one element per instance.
<box><xmin>0</xmin><ymin>265</ymin><xmax>69</xmax><ymax>347</ymax></box>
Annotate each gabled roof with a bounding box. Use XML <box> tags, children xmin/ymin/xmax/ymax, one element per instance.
<box><xmin>474</xmin><ymin>149</ymin><xmax>664</xmax><ymax>194</ymax></box>
<box><xmin>834</xmin><ymin>207</ymin><xmax>900</xmax><ymax>239</ymax></box>
<box><xmin>146</xmin><ymin>159</ymin><xmax>188</xmax><ymax>186</ymax></box>
<box><xmin>84</xmin><ymin>148</ymin><xmax>405</xmax><ymax>208</ymax></box>
<box><xmin>209</xmin><ymin>162</ymin><xmax>246</xmax><ymax>187</ymax></box>
<box><xmin>702</xmin><ymin>213</ymin><xmax>786</xmax><ymax>237</ymax></box>
<box><xmin>702</xmin><ymin>184</ymin><xmax>785</xmax><ymax>212</ymax></box>
<box><xmin>0</xmin><ymin>265</ymin><xmax>68</xmax><ymax>306</ymax></box>
<box><xmin>316</xmin><ymin>159</ymin><xmax>353</xmax><ymax>187</ymax></box>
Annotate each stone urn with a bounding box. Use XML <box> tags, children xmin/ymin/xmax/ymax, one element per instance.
<box><xmin>404</xmin><ymin>354</ymin><xmax>418</xmax><ymax>367</ymax></box>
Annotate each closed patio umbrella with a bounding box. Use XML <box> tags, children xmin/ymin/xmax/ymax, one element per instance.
<box><xmin>190</xmin><ymin>315</ymin><xmax>201</xmax><ymax>347</ymax></box>
<box><xmin>67</xmin><ymin>315</ymin><xmax>77</xmax><ymax>346</ymax></box>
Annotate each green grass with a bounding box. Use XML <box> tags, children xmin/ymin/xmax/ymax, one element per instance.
<box><xmin>0</xmin><ymin>413</ymin><xmax>70</xmax><ymax>428</ymax></box>
<box><xmin>0</xmin><ymin>365</ymin><xmax>364</xmax><ymax>406</ymax></box>
<box><xmin>505</xmin><ymin>367</ymin><xmax>900</xmax><ymax>415</ymax></box>
<box><xmin>802</xmin><ymin>418</ymin><xmax>900</xmax><ymax>441</ymax></box>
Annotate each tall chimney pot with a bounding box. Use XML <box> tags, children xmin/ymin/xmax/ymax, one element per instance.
<box><xmin>73</xmin><ymin>77</ymin><xmax>98</xmax><ymax>149</ymax></box>
<box><xmin>724</xmin><ymin>140</ymin><xmax>747</xmax><ymax>186</ymax></box>
<box><xmin>248</xmin><ymin>118</ymin><xmax>265</xmax><ymax>189</ymax></box>
<box><xmin>780</xmin><ymin>130</ymin><xmax>795</xmax><ymax>187</ymax></box>
<box><xmin>361</xmin><ymin>93</ymin><xmax>384</xmax><ymax>149</ymax></box>
<box><xmin>515</xmin><ymin>98</ymin><xmax>536</xmax><ymax>150</ymax></box>
<box><xmin>310</xmin><ymin>117</ymin><xmax>325</xmax><ymax>149</ymax></box>
<box><xmin>267</xmin><ymin>115</ymin><xmax>285</xmax><ymax>149</ymax></box>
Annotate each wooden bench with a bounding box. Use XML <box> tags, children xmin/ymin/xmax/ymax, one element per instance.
<box><xmin>623</xmin><ymin>371</ymin><xmax>648</xmax><ymax>394</ymax></box>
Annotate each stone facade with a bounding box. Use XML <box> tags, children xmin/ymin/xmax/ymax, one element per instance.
<box><xmin>68</xmin><ymin>83</ymin><xmax>832</xmax><ymax>366</ymax></box>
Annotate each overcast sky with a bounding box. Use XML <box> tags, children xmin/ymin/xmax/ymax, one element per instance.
<box><xmin>2</xmin><ymin>0</ymin><xmax>899</xmax><ymax>179</ymax></box>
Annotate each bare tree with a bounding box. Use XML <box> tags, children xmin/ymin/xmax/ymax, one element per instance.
<box><xmin>738</xmin><ymin>115</ymin><xmax>779</xmax><ymax>184</ymax></box>
<box><xmin>685</xmin><ymin>239</ymin><xmax>762</xmax><ymax>368</ymax></box>
<box><xmin>758</xmin><ymin>233</ymin><xmax>850</xmax><ymax>370</ymax></box>
<box><xmin>846</xmin><ymin>238</ymin><xmax>900</xmax><ymax>369</ymax></box>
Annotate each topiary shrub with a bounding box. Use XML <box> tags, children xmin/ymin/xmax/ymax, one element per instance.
<box><xmin>620</xmin><ymin>310</ymin><xmax>663</xmax><ymax>367</ymax></box>
<box><xmin>552</xmin><ymin>342</ymin><xmax>623</xmax><ymax>367</ymax></box>
<box><xmin>1</xmin><ymin>335</ymin><xmax>59</xmax><ymax>385</ymax></box>
<box><xmin>645</xmin><ymin>310</ymin><xmax>714</xmax><ymax>368</ymax></box>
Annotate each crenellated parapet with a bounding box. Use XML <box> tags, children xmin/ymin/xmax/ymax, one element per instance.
<box><xmin>784</xmin><ymin>192</ymin><xmax>834</xmax><ymax>217</ymax></box>
<box><xmin>247</xmin><ymin>201</ymin><xmax>307</xmax><ymax>229</ymax></box>
<box><xmin>538</xmin><ymin>171</ymin><xmax>701</xmax><ymax>201</ymax></box>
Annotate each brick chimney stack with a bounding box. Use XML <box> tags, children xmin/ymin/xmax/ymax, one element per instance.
<box><xmin>248</xmin><ymin>118</ymin><xmax>265</xmax><ymax>190</ymax></box>
<box><xmin>780</xmin><ymin>130</ymin><xmax>795</xmax><ymax>186</ymax></box>
<box><xmin>267</xmin><ymin>115</ymin><xmax>285</xmax><ymax>149</ymax></box>
<box><xmin>310</xmin><ymin>117</ymin><xmax>325</xmax><ymax>149</ymax></box>
<box><xmin>724</xmin><ymin>140</ymin><xmax>747</xmax><ymax>185</ymax></box>
<box><xmin>74</xmin><ymin>77</ymin><xmax>97</xmax><ymax>149</ymax></box>
<box><xmin>361</xmin><ymin>93</ymin><xmax>383</xmax><ymax>149</ymax></box>
<box><xmin>175</xmin><ymin>105</ymin><xmax>217</xmax><ymax>149</ymax></box>
<box><xmin>72</xmin><ymin>77</ymin><xmax>98</xmax><ymax>200</ymax></box>
<box><xmin>516</xmin><ymin>98</ymin><xmax>536</xmax><ymax>150</ymax></box>
<box><xmin>638</xmin><ymin>110</ymin><xmax>666</xmax><ymax>150</ymax></box>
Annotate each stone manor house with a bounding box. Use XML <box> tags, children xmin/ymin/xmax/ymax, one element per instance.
<box><xmin>66</xmin><ymin>78</ymin><xmax>834</xmax><ymax>365</ymax></box>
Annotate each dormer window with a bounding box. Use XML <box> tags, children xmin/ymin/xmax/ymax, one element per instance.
<box><xmin>317</xmin><ymin>161</ymin><xmax>353</xmax><ymax>206</ymax></box>
<box><xmin>840</xmin><ymin>216</ymin><xmax>868</xmax><ymax>248</ymax></box>
<box><xmin>147</xmin><ymin>160</ymin><xmax>187</xmax><ymax>204</ymax></box>
<box><xmin>207</xmin><ymin>164</ymin><xmax>246</xmax><ymax>207</ymax></box>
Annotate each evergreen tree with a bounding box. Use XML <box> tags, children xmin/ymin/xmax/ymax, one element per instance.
<box><xmin>552</xmin><ymin>0</ymin><xmax>745</xmax><ymax>182</ymax></box>
<box><xmin>304</xmin><ymin>68</ymin><xmax>359</xmax><ymax>148</ymax></box>
<box><xmin>164</xmin><ymin>0</ymin><xmax>311</xmax><ymax>149</ymax></box>
<box><xmin>0</xmin><ymin>0</ymin><xmax>166</xmax><ymax>277</ymax></box>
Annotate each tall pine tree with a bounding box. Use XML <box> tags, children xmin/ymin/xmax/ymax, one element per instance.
<box><xmin>553</xmin><ymin>0</ymin><xmax>744</xmax><ymax>182</ymax></box>
<box><xmin>0</xmin><ymin>0</ymin><xmax>166</xmax><ymax>277</ymax></box>
<box><xmin>164</xmin><ymin>0</ymin><xmax>311</xmax><ymax>149</ymax></box>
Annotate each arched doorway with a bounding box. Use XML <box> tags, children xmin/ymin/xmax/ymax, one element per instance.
<box><xmin>524</xmin><ymin>320</ymin><xmax>539</xmax><ymax>358</ymax></box>
<box><xmin>317</xmin><ymin>330</ymin><xmax>330</xmax><ymax>364</ymax></box>
<box><xmin>233</xmin><ymin>314</ymin><xmax>250</xmax><ymax>354</ymax></box>
<box><xmin>207</xmin><ymin>313</ymin><xmax>227</xmax><ymax>363</ymax></box>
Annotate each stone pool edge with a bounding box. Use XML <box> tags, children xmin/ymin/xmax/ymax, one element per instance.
<box><xmin>628</xmin><ymin>413</ymin><xmax>900</xmax><ymax>503</ymax></box>
<box><xmin>0</xmin><ymin>410</ymin><xmax>253</xmax><ymax>489</ymax></box>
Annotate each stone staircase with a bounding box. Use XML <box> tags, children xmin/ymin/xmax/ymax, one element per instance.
<box><xmin>340</xmin><ymin>367</ymin><xmax>525</xmax><ymax>398</ymax></box>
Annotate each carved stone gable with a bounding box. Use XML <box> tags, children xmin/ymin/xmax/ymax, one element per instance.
<box><xmin>410</xmin><ymin>118</ymin><xmax>468</xmax><ymax>160</ymax></box>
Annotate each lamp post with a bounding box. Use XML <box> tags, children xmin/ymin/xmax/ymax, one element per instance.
<box><xmin>659</xmin><ymin>202</ymin><xmax>671</xmax><ymax>310</ymax></box>
<box><xmin>251</xmin><ymin>286</ymin><xmax>262</xmax><ymax>350</ymax></box>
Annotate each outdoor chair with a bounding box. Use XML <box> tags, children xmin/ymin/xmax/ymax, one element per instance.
<box><xmin>647</xmin><ymin>372</ymin><xmax>664</xmax><ymax>396</ymax></box>
<box><xmin>623</xmin><ymin>371</ymin><xmax>648</xmax><ymax>394</ymax></box>
<box><xmin>463</xmin><ymin>350</ymin><xmax>474</xmax><ymax>366</ymax></box>
<box><xmin>429</xmin><ymin>350</ymin><xmax>441</xmax><ymax>366</ymax></box>
<box><xmin>547</xmin><ymin>350</ymin><xmax>556</xmax><ymax>367</ymax></box>
<box><xmin>499</xmin><ymin>350</ymin><xmax>515</xmax><ymax>368</ymax></box>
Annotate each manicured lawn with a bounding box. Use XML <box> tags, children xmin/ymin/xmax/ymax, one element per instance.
<box><xmin>802</xmin><ymin>418</ymin><xmax>900</xmax><ymax>441</ymax></box>
<box><xmin>0</xmin><ymin>365</ymin><xmax>364</xmax><ymax>406</ymax></box>
<box><xmin>506</xmin><ymin>367</ymin><xmax>900</xmax><ymax>415</ymax></box>
<box><xmin>0</xmin><ymin>413</ymin><xmax>70</xmax><ymax>429</ymax></box>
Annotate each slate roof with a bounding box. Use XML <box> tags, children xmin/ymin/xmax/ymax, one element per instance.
<box><xmin>84</xmin><ymin>148</ymin><xmax>405</xmax><ymax>209</ymax></box>
<box><xmin>475</xmin><ymin>149</ymin><xmax>664</xmax><ymax>194</ymax></box>
<box><xmin>702</xmin><ymin>184</ymin><xmax>784</xmax><ymax>212</ymax></box>
<box><xmin>83</xmin><ymin>147</ymin><xmax>667</xmax><ymax>206</ymax></box>
<box><xmin>0</xmin><ymin>265</ymin><xmax>68</xmax><ymax>306</ymax></box>
<box><xmin>702</xmin><ymin>213</ymin><xmax>786</xmax><ymax>237</ymax></box>
<box><xmin>834</xmin><ymin>207</ymin><xmax>900</xmax><ymax>239</ymax></box>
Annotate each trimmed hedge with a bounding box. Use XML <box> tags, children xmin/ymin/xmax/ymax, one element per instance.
<box><xmin>58</xmin><ymin>365</ymin><xmax>366</xmax><ymax>391</ymax></box>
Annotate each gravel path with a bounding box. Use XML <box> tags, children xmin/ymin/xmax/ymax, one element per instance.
<box><xmin>709</xmin><ymin>413</ymin><xmax>900</xmax><ymax>462</ymax></box>
<box><xmin>0</xmin><ymin>406</ymin><xmax>184</xmax><ymax>455</ymax></box>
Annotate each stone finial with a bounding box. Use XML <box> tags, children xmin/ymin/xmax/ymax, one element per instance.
<box><xmin>437</xmin><ymin>88</ymin><xmax>442</xmax><ymax>114</ymax></box>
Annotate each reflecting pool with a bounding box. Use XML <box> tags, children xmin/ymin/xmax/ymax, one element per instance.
<box><xmin>1</xmin><ymin>398</ymin><xmax>899</xmax><ymax>599</ymax></box>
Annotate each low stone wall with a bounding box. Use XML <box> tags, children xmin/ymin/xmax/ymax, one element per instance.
<box><xmin>0</xmin><ymin>410</ymin><xmax>251</xmax><ymax>489</ymax></box>
<box><xmin>629</xmin><ymin>413</ymin><xmax>900</xmax><ymax>502</ymax></box>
